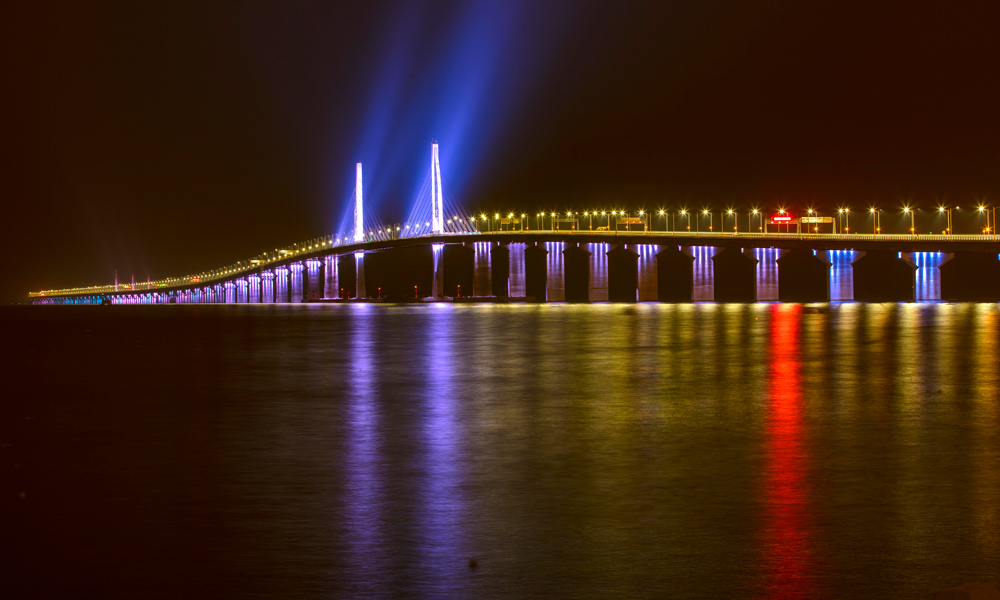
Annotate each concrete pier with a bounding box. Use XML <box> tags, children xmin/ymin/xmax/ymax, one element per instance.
<box><xmin>777</xmin><ymin>249</ymin><xmax>831</xmax><ymax>302</ymax></box>
<box><xmin>607</xmin><ymin>244</ymin><xmax>638</xmax><ymax>302</ymax></box>
<box><xmin>563</xmin><ymin>243</ymin><xmax>592</xmax><ymax>303</ymax></box>
<box><xmin>491</xmin><ymin>242</ymin><xmax>510</xmax><ymax>298</ymax></box>
<box><xmin>525</xmin><ymin>243</ymin><xmax>548</xmax><ymax>301</ymax></box>
<box><xmin>655</xmin><ymin>245</ymin><xmax>695</xmax><ymax>302</ymax></box>
<box><xmin>852</xmin><ymin>251</ymin><xmax>916</xmax><ymax>301</ymax></box>
<box><xmin>712</xmin><ymin>248</ymin><xmax>758</xmax><ymax>302</ymax></box>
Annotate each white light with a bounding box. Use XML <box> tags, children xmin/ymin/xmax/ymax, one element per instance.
<box><xmin>431</xmin><ymin>144</ymin><xmax>444</xmax><ymax>233</ymax></box>
<box><xmin>354</xmin><ymin>163</ymin><xmax>364</xmax><ymax>243</ymax></box>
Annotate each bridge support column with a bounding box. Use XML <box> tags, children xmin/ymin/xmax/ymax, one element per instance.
<box><xmin>777</xmin><ymin>249</ymin><xmax>831</xmax><ymax>302</ymax></box>
<box><xmin>444</xmin><ymin>244</ymin><xmax>474</xmax><ymax>297</ymax></box>
<box><xmin>607</xmin><ymin>244</ymin><xmax>639</xmax><ymax>302</ymax></box>
<box><xmin>852</xmin><ymin>251</ymin><xmax>916</xmax><ymax>301</ymax></box>
<box><xmin>357</xmin><ymin>254</ymin><xmax>366</xmax><ymax>299</ymax></box>
<box><xmin>655</xmin><ymin>245</ymin><xmax>695</xmax><ymax>302</ymax></box>
<box><xmin>525</xmin><ymin>243</ymin><xmax>548</xmax><ymax>302</ymax></box>
<box><xmin>318</xmin><ymin>259</ymin><xmax>326</xmax><ymax>299</ymax></box>
<box><xmin>712</xmin><ymin>247</ymin><xmax>758</xmax><ymax>302</ymax></box>
<box><xmin>939</xmin><ymin>252</ymin><xmax>1000</xmax><ymax>300</ymax></box>
<box><xmin>563</xmin><ymin>243</ymin><xmax>592</xmax><ymax>303</ymax></box>
<box><xmin>432</xmin><ymin>244</ymin><xmax>445</xmax><ymax>298</ymax></box>
<box><xmin>491</xmin><ymin>242</ymin><xmax>510</xmax><ymax>298</ymax></box>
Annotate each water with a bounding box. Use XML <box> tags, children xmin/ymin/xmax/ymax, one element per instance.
<box><xmin>4</xmin><ymin>303</ymin><xmax>1000</xmax><ymax>599</ymax></box>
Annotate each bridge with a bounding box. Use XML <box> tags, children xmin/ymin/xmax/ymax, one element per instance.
<box><xmin>30</xmin><ymin>144</ymin><xmax>1000</xmax><ymax>304</ymax></box>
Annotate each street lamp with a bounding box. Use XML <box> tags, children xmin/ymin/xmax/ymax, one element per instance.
<box><xmin>658</xmin><ymin>210</ymin><xmax>665</xmax><ymax>232</ymax></box>
<box><xmin>702</xmin><ymin>209</ymin><xmax>713</xmax><ymax>232</ymax></box>
<box><xmin>726</xmin><ymin>209</ymin><xmax>735</xmax><ymax>234</ymax></box>
<box><xmin>870</xmin><ymin>207</ymin><xmax>881</xmax><ymax>234</ymax></box>
<box><xmin>680</xmin><ymin>209</ymin><xmax>689</xmax><ymax>231</ymax></box>
<box><xmin>903</xmin><ymin>206</ymin><xmax>915</xmax><ymax>235</ymax></box>
<box><xmin>938</xmin><ymin>206</ymin><xmax>952</xmax><ymax>236</ymax></box>
<box><xmin>751</xmin><ymin>209</ymin><xmax>760</xmax><ymax>234</ymax></box>
<box><xmin>978</xmin><ymin>205</ymin><xmax>990</xmax><ymax>234</ymax></box>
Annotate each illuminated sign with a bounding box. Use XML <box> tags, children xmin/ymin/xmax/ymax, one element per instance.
<box><xmin>619</xmin><ymin>217</ymin><xmax>644</xmax><ymax>224</ymax></box>
<box><xmin>800</xmin><ymin>216</ymin><xmax>835</xmax><ymax>224</ymax></box>
<box><xmin>772</xmin><ymin>214</ymin><xmax>793</xmax><ymax>222</ymax></box>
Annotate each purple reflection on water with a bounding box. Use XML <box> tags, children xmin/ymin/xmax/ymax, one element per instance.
<box><xmin>414</xmin><ymin>309</ymin><xmax>470</xmax><ymax>592</ymax></box>
<box><xmin>343</xmin><ymin>305</ymin><xmax>390</xmax><ymax>586</ymax></box>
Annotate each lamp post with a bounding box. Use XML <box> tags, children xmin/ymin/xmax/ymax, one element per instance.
<box><xmin>903</xmin><ymin>207</ymin><xmax>915</xmax><ymax>235</ymax></box>
<box><xmin>638</xmin><ymin>210</ymin><xmax>646</xmax><ymax>232</ymax></box>
<box><xmin>870</xmin><ymin>207</ymin><xmax>881</xmax><ymax>234</ymax></box>
<box><xmin>978</xmin><ymin>205</ymin><xmax>990</xmax><ymax>234</ymax></box>
<box><xmin>681</xmin><ymin>209</ymin><xmax>689</xmax><ymax>231</ymax></box>
<box><xmin>659</xmin><ymin>210</ymin><xmax>665</xmax><ymax>232</ymax></box>
<box><xmin>938</xmin><ymin>206</ymin><xmax>952</xmax><ymax>236</ymax></box>
<box><xmin>726</xmin><ymin>209</ymin><xmax>735</xmax><ymax>234</ymax></box>
<box><xmin>751</xmin><ymin>209</ymin><xmax>760</xmax><ymax>234</ymax></box>
<box><xmin>703</xmin><ymin>209</ymin><xmax>713</xmax><ymax>232</ymax></box>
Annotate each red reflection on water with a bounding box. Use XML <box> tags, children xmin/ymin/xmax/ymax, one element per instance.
<box><xmin>760</xmin><ymin>304</ymin><xmax>819</xmax><ymax>598</ymax></box>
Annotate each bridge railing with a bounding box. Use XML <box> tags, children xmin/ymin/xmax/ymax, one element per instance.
<box><xmin>474</xmin><ymin>229</ymin><xmax>1000</xmax><ymax>242</ymax></box>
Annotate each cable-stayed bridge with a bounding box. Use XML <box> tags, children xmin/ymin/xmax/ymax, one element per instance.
<box><xmin>29</xmin><ymin>143</ymin><xmax>1000</xmax><ymax>304</ymax></box>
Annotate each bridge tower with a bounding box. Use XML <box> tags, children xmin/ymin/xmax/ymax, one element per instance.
<box><xmin>354</xmin><ymin>162</ymin><xmax>366</xmax><ymax>299</ymax></box>
<box><xmin>430</xmin><ymin>143</ymin><xmax>445</xmax><ymax>297</ymax></box>
<box><xmin>430</xmin><ymin>143</ymin><xmax>444</xmax><ymax>234</ymax></box>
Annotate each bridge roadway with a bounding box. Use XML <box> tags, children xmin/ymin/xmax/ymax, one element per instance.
<box><xmin>30</xmin><ymin>230</ymin><xmax>1000</xmax><ymax>304</ymax></box>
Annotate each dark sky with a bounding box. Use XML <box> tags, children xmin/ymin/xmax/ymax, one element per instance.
<box><xmin>3</xmin><ymin>1</ymin><xmax>1000</xmax><ymax>300</ymax></box>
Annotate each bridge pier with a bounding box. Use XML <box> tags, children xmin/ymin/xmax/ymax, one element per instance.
<box><xmin>939</xmin><ymin>252</ymin><xmax>1000</xmax><ymax>300</ymax></box>
<box><xmin>525</xmin><ymin>243</ymin><xmax>548</xmax><ymax>301</ymax></box>
<box><xmin>491</xmin><ymin>242</ymin><xmax>510</xmax><ymax>298</ymax></box>
<box><xmin>655</xmin><ymin>245</ymin><xmax>695</xmax><ymax>302</ymax></box>
<box><xmin>563</xmin><ymin>243</ymin><xmax>592</xmax><ymax>303</ymax></box>
<box><xmin>432</xmin><ymin>244</ymin><xmax>445</xmax><ymax>298</ymax></box>
<box><xmin>852</xmin><ymin>251</ymin><xmax>916</xmax><ymax>301</ymax></box>
<box><xmin>444</xmin><ymin>244</ymin><xmax>474</xmax><ymax>297</ymax></box>
<box><xmin>357</xmin><ymin>254</ymin><xmax>366</xmax><ymax>299</ymax></box>
<box><xmin>607</xmin><ymin>244</ymin><xmax>638</xmax><ymax>302</ymax></box>
<box><xmin>712</xmin><ymin>247</ymin><xmax>758</xmax><ymax>302</ymax></box>
<box><xmin>777</xmin><ymin>249</ymin><xmax>831</xmax><ymax>302</ymax></box>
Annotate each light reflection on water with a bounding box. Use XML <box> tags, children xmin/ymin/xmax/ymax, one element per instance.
<box><xmin>7</xmin><ymin>303</ymin><xmax>1000</xmax><ymax>599</ymax></box>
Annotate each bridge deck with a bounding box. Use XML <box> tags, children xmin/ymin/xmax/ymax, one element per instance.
<box><xmin>30</xmin><ymin>231</ymin><xmax>1000</xmax><ymax>298</ymax></box>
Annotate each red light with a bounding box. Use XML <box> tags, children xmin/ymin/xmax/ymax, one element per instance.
<box><xmin>772</xmin><ymin>215</ymin><xmax>793</xmax><ymax>222</ymax></box>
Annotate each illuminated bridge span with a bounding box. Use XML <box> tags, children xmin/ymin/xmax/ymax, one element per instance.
<box><xmin>29</xmin><ymin>145</ymin><xmax>1000</xmax><ymax>304</ymax></box>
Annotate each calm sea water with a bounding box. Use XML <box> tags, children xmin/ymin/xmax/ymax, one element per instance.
<box><xmin>4</xmin><ymin>303</ymin><xmax>999</xmax><ymax>599</ymax></box>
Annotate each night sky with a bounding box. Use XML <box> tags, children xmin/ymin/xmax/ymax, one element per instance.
<box><xmin>3</xmin><ymin>1</ymin><xmax>1000</xmax><ymax>301</ymax></box>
